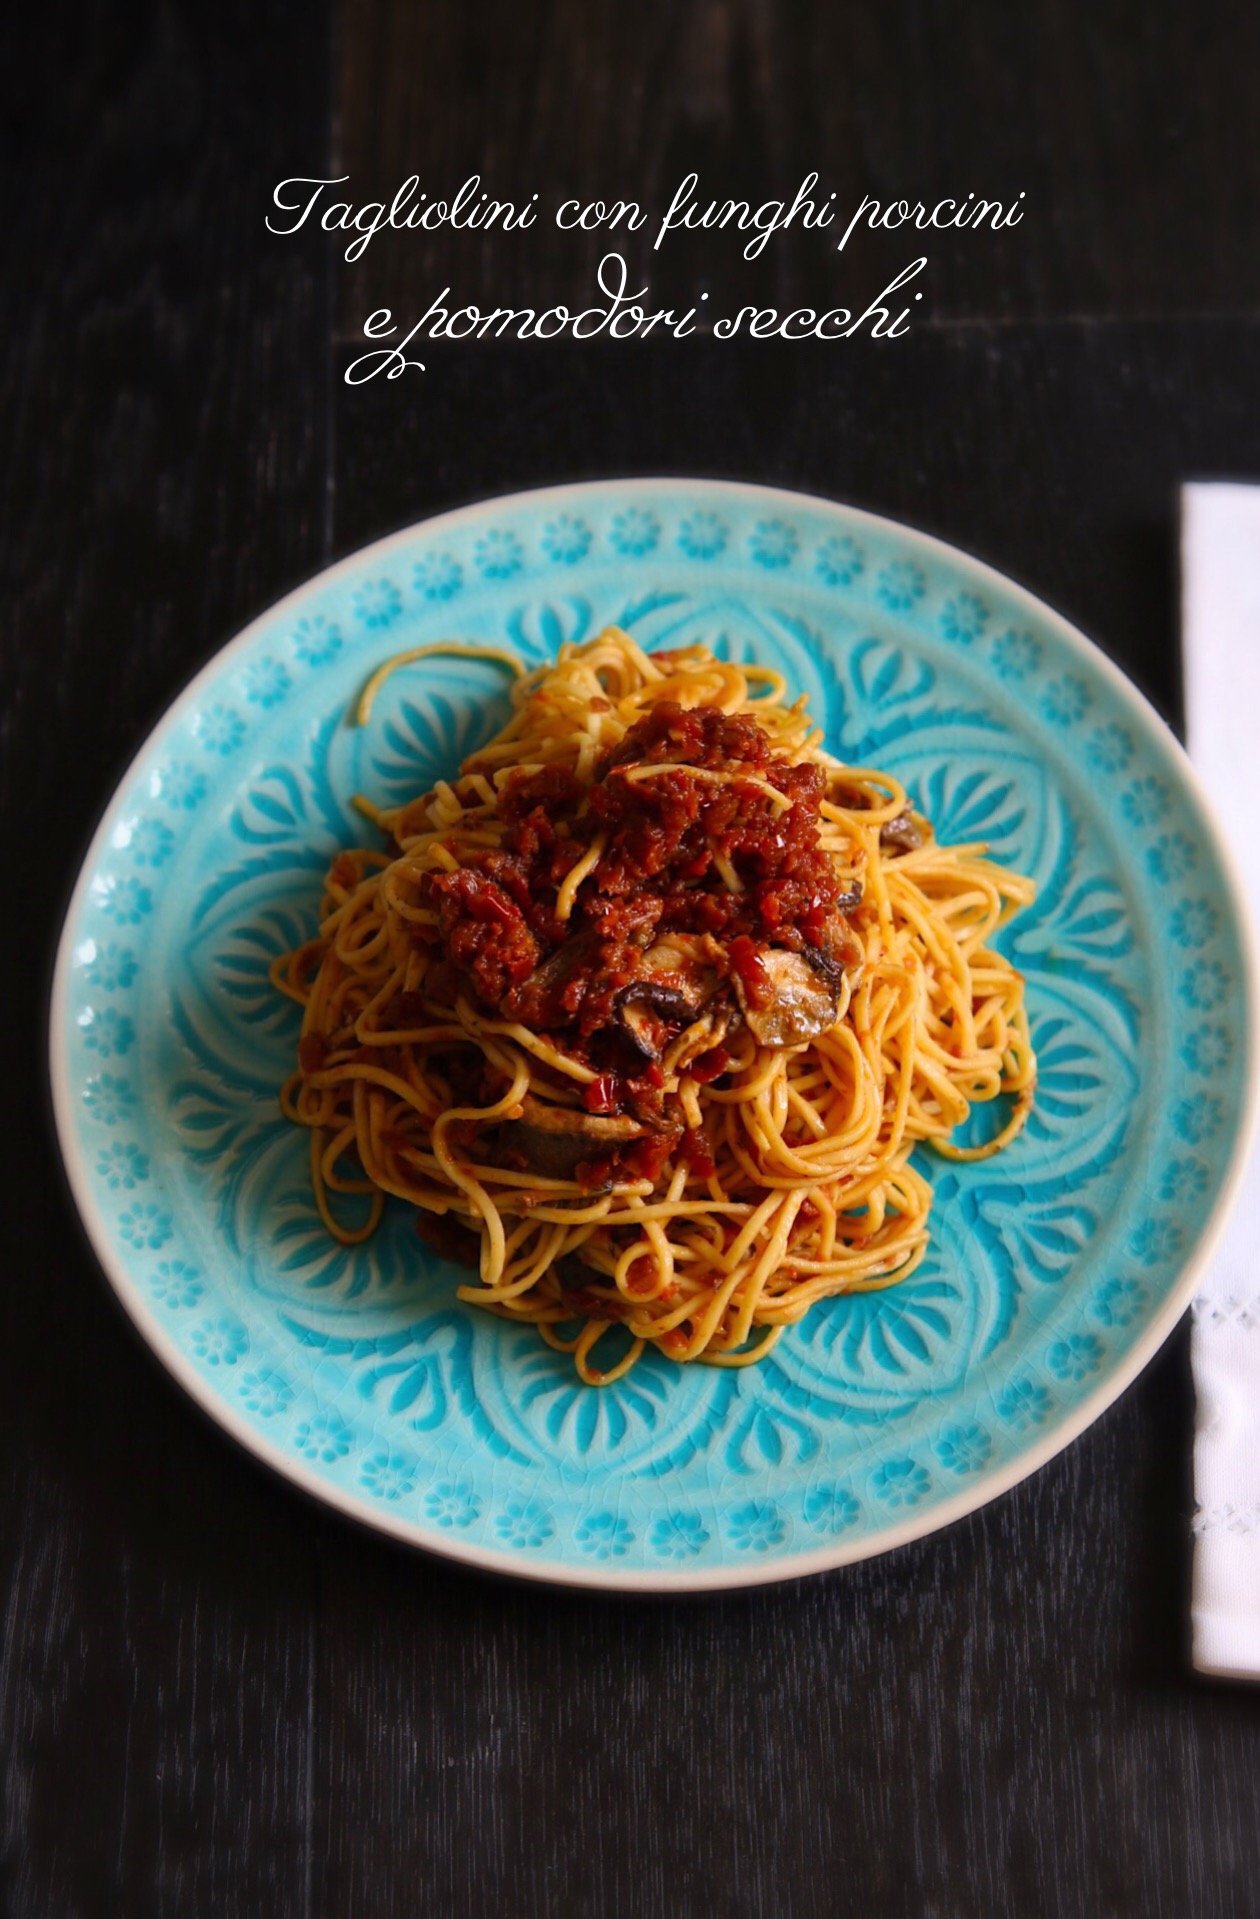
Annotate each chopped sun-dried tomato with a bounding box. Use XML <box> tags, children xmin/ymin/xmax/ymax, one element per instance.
<box><xmin>412</xmin><ymin>699</ymin><xmax>855</xmax><ymax>1187</ymax></box>
<box><xmin>583</xmin><ymin>1073</ymin><xmax>621</xmax><ymax>1115</ymax></box>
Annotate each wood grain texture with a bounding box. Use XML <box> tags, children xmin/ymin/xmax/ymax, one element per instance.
<box><xmin>0</xmin><ymin>4</ymin><xmax>329</xmax><ymax>1914</ymax></box>
<box><xmin>6</xmin><ymin>0</ymin><xmax>1260</xmax><ymax>1913</ymax></box>
<box><xmin>306</xmin><ymin>1352</ymin><xmax>1205</xmax><ymax>1919</ymax></box>
<box><xmin>335</xmin><ymin>0</ymin><xmax>1260</xmax><ymax>334</ymax></box>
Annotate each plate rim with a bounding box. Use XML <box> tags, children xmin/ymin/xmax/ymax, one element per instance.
<box><xmin>49</xmin><ymin>476</ymin><xmax>1260</xmax><ymax>1593</ymax></box>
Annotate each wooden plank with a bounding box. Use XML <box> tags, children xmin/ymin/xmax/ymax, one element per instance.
<box><xmin>334</xmin><ymin>0</ymin><xmax>1260</xmax><ymax>335</ymax></box>
<box><xmin>0</xmin><ymin>5</ymin><xmax>330</xmax><ymax>1912</ymax></box>
<box><xmin>9</xmin><ymin>0</ymin><xmax>1260</xmax><ymax>1909</ymax></box>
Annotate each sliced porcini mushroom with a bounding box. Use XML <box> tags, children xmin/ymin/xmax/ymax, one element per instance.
<box><xmin>506</xmin><ymin>1095</ymin><xmax>644</xmax><ymax>1180</ymax></box>
<box><xmin>616</xmin><ymin>979</ymin><xmax>706</xmax><ymax>1059</ymax></box>
<box><xmin>616</xmin><ymin>994</ymin><xmax>665</xmax><ymax>1061</ymax></box>
<box><xmin>640</xmin><ymin>933</ymin><xmax>723</xmax><ymax>1005</ymax></box>
<box><xmin>503</xmin><ymin>932</ymin><xmax>599</xmax><ymax>1027</ymax></box>
<box><xmin>803</xmin><ymin>943</ymin><xmax>845</xmax><ymax>987</ymax></box>
<box><xmin>666</xmin><ymin>1006</ymin><xmax>733</xmax><ymax>1076</ymax></box>
<box><xmin>731</xmin><ymin>947</ymin><xmax>843</xmax><ymax>1048</ymax></box>
<box><xmin>879</xmin><ymin>811</ymin><xmax>925</xmax><ymax>853</ymax></box>
<box><xmin>613</xmin><ymin>934</ymin><xmax>726</xmax><ymax>1061</ymax></box>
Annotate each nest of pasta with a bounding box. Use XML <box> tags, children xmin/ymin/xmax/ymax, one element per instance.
<box><xmin>274</xmin><ymin>627</ymin><xmax>1035</xmax><ymax>1382</ymax></box>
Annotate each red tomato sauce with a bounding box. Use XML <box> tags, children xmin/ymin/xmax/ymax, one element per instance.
<box><xmin>418</xmin><ymin>701</ymin><xmax>854</xmax><ymax>1179</ymax></box>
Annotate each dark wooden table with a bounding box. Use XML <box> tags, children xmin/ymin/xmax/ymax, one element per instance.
<box><xmin>5</xmin><ymin>3</ymin><xmax>1260</xmax><ymax>1913</ymax></box>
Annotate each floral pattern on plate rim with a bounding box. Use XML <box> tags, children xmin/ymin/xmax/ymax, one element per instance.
<box><xmin>51</xmin><ymin>482</ymin><xmax>1255</xmax><ymax>1589</ymax></box>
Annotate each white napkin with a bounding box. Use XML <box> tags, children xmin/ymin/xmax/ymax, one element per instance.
<box><xmin>1182</xmin><ymin>482</ymin><xmax>1260</xmax><ymax>1680</ymax></box>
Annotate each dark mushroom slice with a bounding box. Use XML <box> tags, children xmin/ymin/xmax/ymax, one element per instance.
<box><xmin>731</xmin><ymin>947</ymin><xmax>843</xmax><ymax>1048</ymax></box>
<box><xmin>614</xmin><ymin>933</ymin><xmax>727</xmax><ymax>1060</ymax></box>
<box><xmin>665</xmin><ymin>1004</ymin><xmax>734</xmax><ymax>1076</ymax></box>
<box><xmin>505</xmin><ymin>1095</ymin><xmax>645</xmax><ymax>1181</ymax></box>
<box><xmin>879</xmin><ymin>811</ymin><xmax>925</xmax><ymax>853</ymax></box>
<box><xmin>803</xmin><ymin>943</ymin><xmax>845</xmax><ymax>987</ymax></box>
<box><xmin>503</xmin><ymin>931</ymin><xmax>600</xmax><ymax>1029</ymax></box>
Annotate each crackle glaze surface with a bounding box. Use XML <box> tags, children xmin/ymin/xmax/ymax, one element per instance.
<box><xmin>51</xmin><ymin>482</ymin><xmax>1254</xmax><ymax>1588</ymax></box>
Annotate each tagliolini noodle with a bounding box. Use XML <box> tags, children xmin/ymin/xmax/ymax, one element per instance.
<box><xmin>272</xmin><ymin>628</ymin><xmax>1036</xmax><ymax>1383</ymax></box>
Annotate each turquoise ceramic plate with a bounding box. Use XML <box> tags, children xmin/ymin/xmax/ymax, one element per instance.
<box><xmin>51</xmin><ymin>481</ymin><xmax>1257</xmax><ymax>1590</ymax></box>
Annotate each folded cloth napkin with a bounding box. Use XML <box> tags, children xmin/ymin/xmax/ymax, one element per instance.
<box><xmin>1182</xmin><ymin>482</ymin><xmax>1260</xmax><ymax>1680</ymax></box>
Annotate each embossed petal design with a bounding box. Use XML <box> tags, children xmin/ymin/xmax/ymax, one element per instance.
<box><xmin>51</xmin><ymin>482</ymin><xmax>1254</xmax><ymax>1589</ymax></box>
